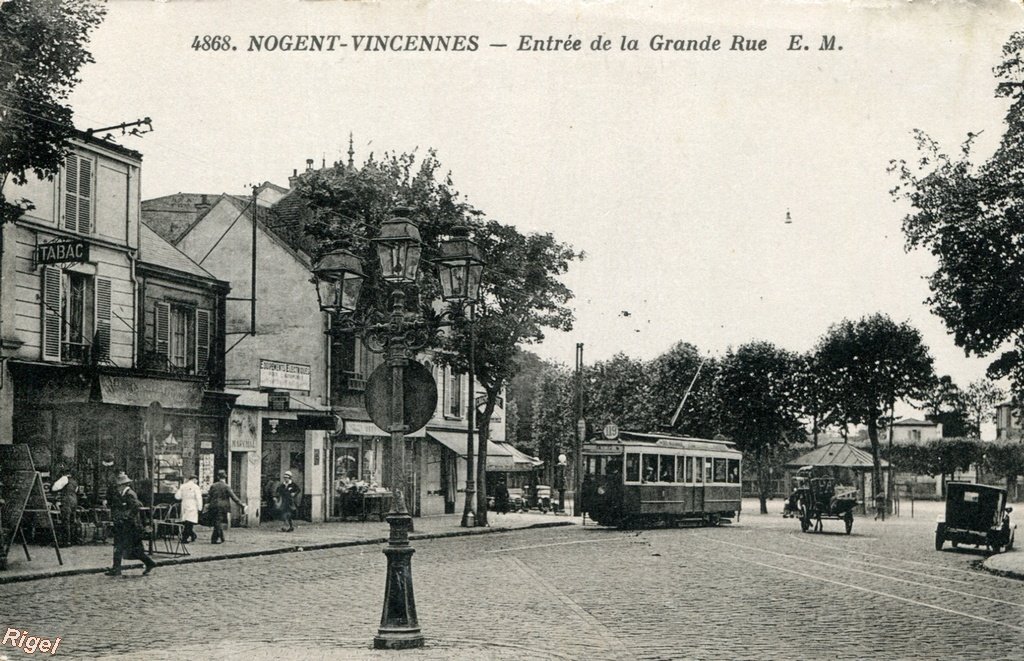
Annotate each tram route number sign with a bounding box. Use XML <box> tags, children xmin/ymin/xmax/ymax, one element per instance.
<box><xmin>36</xmin><ymin>239</ymin><xmax>90</xmax><ymax>265</ymax></box>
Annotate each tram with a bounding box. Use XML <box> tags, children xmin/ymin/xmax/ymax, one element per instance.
<box><xmin>580</xmin><ymin>431</ymin><xmax>742</xmax><ymax>528</ymax></box>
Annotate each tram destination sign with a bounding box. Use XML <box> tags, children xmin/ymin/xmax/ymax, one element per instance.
<box><xmin>36</xmin><ymin>239</ymin><xmax>89</xmax><ymax>265</ymax></box>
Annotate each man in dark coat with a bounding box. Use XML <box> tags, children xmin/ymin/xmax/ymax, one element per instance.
<box><xmin>494</xmin><ymin>478</ymin><xmax>510</xmax><ymax>515</ymax></box>
<box><xmin>275</xmin><ymin>471</ymin><xmax>301</xmax><ymax>532</ymax></box>
<box><xmin>105</xmin><ymin>473</ymin><xmax>155</xmax><ymax>576</ymax></box>
<box><xmin>207</xmin><ymin>469</ymin><xmax>244</xmax><ymax>544</ymax></box>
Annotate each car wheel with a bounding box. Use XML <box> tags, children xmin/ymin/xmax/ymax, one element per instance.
<box><xmin>935</xmin><ymin>524</ymin><xmax>945</xmax><ymax>551</ymax></box>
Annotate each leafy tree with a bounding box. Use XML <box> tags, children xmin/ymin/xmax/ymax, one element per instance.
<box><xmin>529</xmin><ymin>366</ymin><xmax>576</xmax><ymax>484</ymax></box>
<box><xmin>926</xmin><ymin>438</ymin><xmax>984</xmax><ymax>488</ymax></box>
<box><xmin>646</xmin><ymin>342</ymin><xmax>721</xmax><ymax>437</ymax></box>
<box><xmin>506</xmin><ymin>349</ymin><xmax>551</xmax><ymax>452</ymax></box>
<box><xmin>441</xmin><ymin>221</ymin><xmax>580</xmax><ymax>526</ymax></box>
<box><xmin>984</xmin><ymin>442</ymin><xmax>1024</xmax><ymax>492</ymax></box>
<box><xmin>716</xmin><ymin>341</ymin><xmax>804</xmax><ymax>513</ymax></box>
<box><xmin>297</xmin><ymin>152</ymin><xmax>582</xmax><ymax>527</ymax></box>
<box><xmin>890</xmin><ymin>31</ymin><xmax>1024</xmax><ymax>396</ymax></box>
<box><xmin>583</xmin><ymin>353</ymin><xmax>657</xmax><ymax>432</ymax></box>
<box><xmin>814</xmin><ymin>314</ymin><xmax>936</xmax><ymax>502</ymax></box>
<box><xmin>963</xmin><ymin>378</ymin><xmax>1006</xmax><ymax>438</ymax></box>
<box><xmin>922</xmin><ymin>375</ymin><xmax>971</xmax><ymax>438</ymax></box>
<box><xmin>1</xmin><ymin>0</ymin><xmax>106</xmax><ymax>223</ymax></box>
<box><xmin>795</xmin><ymin>351</ymin><xmax>843</xmax><ymax>447</ymax></box>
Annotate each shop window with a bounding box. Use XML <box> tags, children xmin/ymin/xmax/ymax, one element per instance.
<box><xmin>40</xmin><ymin>267</ymin><xmax>110</xmax><ymax>364</ymax></box>
<box><xmin>62</xmin><ymin>152</ymin><xmax>94</xmax><ymax>234</ymax></box>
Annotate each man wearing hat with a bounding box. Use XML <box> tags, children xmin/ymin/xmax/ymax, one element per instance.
<box><xmin>207</xmin><ymin>469</ymin><xmax>244</xmax><ymax>544</ymax></box>
<box><xmin>275</xmin><ymin>471</ymin><xmax>302</xmax><ymax>532</ymax></box>
<box><xmin>105</xmin><ymin>473</ymin><xmax>156</xmax><ymax>576</ymax></box>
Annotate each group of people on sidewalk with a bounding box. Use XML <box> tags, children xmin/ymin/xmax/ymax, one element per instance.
<box><xmin>102</xmin><ymin>469</ymin><xmax>301</xmax><ymax>577</ymax></box>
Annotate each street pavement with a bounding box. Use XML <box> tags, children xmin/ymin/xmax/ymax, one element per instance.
<box><xmin>1</xmin><ymin>499</ymin><xmax>1021</xmax><ymax>660</ymax></box>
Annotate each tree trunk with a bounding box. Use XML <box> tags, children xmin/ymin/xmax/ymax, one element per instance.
<box><xmin>867</xmin><ymin>411</ymin><xmax>883</xmax><ymax>519</ymax></box>
<box><xmin>475</xmin><ymin>391</ymin><xmax>498</xmax><ymax>527</ymax></box>
<box><xmin>812</xmin><ymin>414</ymin><xmax>819</xmax><ymax>448</ymax></box>
<box><xmin>756</xmin><ymin>447</ymin><xmax>769</xmax><ymax>514</ymax></box>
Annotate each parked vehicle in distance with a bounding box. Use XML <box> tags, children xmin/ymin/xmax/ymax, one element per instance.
<box><xmin>785</xmin><ymin>465</ymin><xmax>857</xmax><ymax>534</ymax></box>
<box><xmin>935</xmin><ymin>482</ymin><xmax>1015</xmax><ymax>553</ymax></box>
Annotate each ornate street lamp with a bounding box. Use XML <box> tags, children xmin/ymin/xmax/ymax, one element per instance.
<box><xmin>312</xmin><ymin>242</ymin><xmax>366</xmax><ymax>315</ymax></box>
<box><xmin>435</xmin><ymin>225</ymin><xmax>484</xmax><ymax>303</ymax></box>
<box><xmin>436</xmin><ymin>225</ymin><xmax>485</xmax><ymax>527</ymax></box>
<box><xmin>372</xmin><ymin>208</ymin><xmax>422</xmax><ymax>283</ymax></box>
<box><xmin>312</xmin><ymin>210</ymin><xmax>485</xmax><ymax>651</ymax></box>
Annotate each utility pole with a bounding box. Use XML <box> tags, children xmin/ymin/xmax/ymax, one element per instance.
<box><xmin>574</xmin><ymin>342</ymin><xmax>584</xmax><ymax>516</ymax></box>
<box><xmin>461</xmin><ymin>302</ymin><xmax>477</xmax><ymax>527</ymax></box>
<box><xmin>250</xmin><ymin>185</ymin><xmax>258</xmax><ymax>336</ymax></box>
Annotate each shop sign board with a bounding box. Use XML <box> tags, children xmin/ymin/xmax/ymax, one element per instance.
<box><xmin>258</xmin><ymin>359</ymin><xmax>311</xmax><ymax>392</ymax></box>
<box><xmin>268</xmin><ymin>391</ymin><xmax>290</xmax><ymax>410</ymax></box>
<box><xmin>36</xmin><ymin>239</ymin><xmax>89</xmax><ymax>265</ymax></box>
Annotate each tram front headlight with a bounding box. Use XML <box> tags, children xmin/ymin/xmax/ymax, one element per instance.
<box><xmin>597</xmin><ymin>486</ymin><xmax>606</xmax><ymax>495</ymax></box>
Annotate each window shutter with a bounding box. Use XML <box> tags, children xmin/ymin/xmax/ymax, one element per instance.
<box><xmin>155</xmin><ymin>301</ymin><xmax>170</xmax><ymax>365</ymax></box>
<box><xmin>77</xmin><ymin>157</ymin><xmax>92</xmax><ymax>233</ymax></box>
<box><xmin>93</xmin><ymin>277</ymin><xmax>111</xmax><ymax>361</ymax></box>
<box><xmin>443</xmin><ymin>367</ymin><xmax>452</xmax><ymax>415</ymax></box>
<box><xmin>63</xmin><ymin>155</ymin><xmax>79</xmax><ymax>232</ymax></box>
<box><xmin>195</xmin><ymin>309</ymin><xmax>211</xmax><ymax>375</ymax></box>
<box><xmin>40</xmin><ymin>267</ymin><xmax>63</xmax><ymax>362</ymax></box>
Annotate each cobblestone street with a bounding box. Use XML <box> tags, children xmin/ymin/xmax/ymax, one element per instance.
<box><xmin>2</xmin><ymin>501</ymin><xmax>1021</xmax><ymax>660</ymax></box>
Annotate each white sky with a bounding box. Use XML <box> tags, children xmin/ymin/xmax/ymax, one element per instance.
<box><xmin>68</xmin><ymin>0</ymin><xmax>1024</xmax><ymax>416</ymax></box>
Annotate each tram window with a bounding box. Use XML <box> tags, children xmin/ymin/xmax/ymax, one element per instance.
<box><xmin>642</xmin><ymin>454</ymin><xmax>658</xmax><ymax>482</ymax></box>
<box><xmin>625</xmin><ymin>453</ymin><xmax>641</xmax><ymax>482</ymax></box>
<box><xmin>705</xmin><ymin>459</ymin><xmax>714</xmax><ymax>483</ymax></box>
<box><xmin>607</xmin><ymin>457</ymin><xmax>623</xmax><ymax>479</ymax></box>
<box><xmin>713</xmin><ymin>458</ymin><xmax>728</xmax><ymax>483</ymax></box>
<box><xmin>684</xmin><ymin>456</ymin><xmax>693</xmax><ymax>483</ymax></box>
<box><xmin>585</xmin><ymin>456</ymin><xmax>602</xmax><ymax>476</ymax></box>
<box><xmin>694</xmin><ymin>458</ymin><xmax>703</xmax><ymax>483</ymax></box>
<box><xmin>676</xmin><ymin>456</ymin><xmax>685</xmax><ymax>482</ymax></box>
<box><xmin>728</xmin><ymin>459</ymin><xmax>741</xmax><ymax>484</ymax></box>
<box><xmin>659</xmin><ymin>455</ymin><xmax>675</xmax><ymax>482</ymax></box>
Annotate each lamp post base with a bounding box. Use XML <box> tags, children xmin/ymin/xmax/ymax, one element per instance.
<box><xmin>374</xmin><ymin>512</ymin><xmax>423</xmax><ymax>650</ymax></box>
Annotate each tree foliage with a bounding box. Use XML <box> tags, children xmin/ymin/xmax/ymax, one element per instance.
<box><xmin>716</xmin><ymin>341</ymin><xmax>804</xmax><ymax>513</ymax></box>
<box><xmin>814</xmin><ymin>314</ymin><xmax>935</xmax><ymax>497</ymax></box>
<box><xmin>890</xmin><ymin>31</ymin><xmax>1024</xmax><ymax>396</ymax></box>
<box><xmin>646</xmin><ymin>342</ymin><xmax>720</xmax><ymax>437</ymax></box>
<box><xmin>922</xmin><ymin>375</ymin><xmax>971</xmax><ymax>438</ymax></box>
<box><xmin>963</xmin><ymin>378</ymin><xmax>1006</xmax><ymax>438</ymax></box>
<box><xmin>583</xmin><ymin>353</ymin><xmax>657</xmax><ymax>432</ymax></box>
<box><xmin>0</xmin><ymin>0</ymin><xmax>106</xmax><ymax>223</ymax></box>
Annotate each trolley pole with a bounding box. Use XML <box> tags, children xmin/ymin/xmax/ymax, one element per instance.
<box><xmin>574</xmin><ymin>342</ymin><xmax>584</xmax><ymax>516</ymax></box>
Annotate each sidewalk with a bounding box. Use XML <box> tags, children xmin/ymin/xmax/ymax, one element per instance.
<box><xmin>0</xmin><ymin>511</ymin><xmax>576</xmax><ymax>584</ymax></box>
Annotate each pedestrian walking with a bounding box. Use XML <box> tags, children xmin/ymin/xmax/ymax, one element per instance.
<box><xmin>494</xmin><ymin>478</ymin><xmax>510</xmax><ymax>514</ymax></box>
<box><xmin>207</xmin><ymin>469</ymin><xmax>244</xmax><ymax>544</ymax></box>
<box><xmin>105</xmin><ymin>473</ymin><xmax>156</xmax><ymax>577</ymax></box>
<box><xmin>275</xmin><ymin>471</ymin><xmax>302</xmax><ymax>532</ymax></box>
<box><xmin>174</xmin><ymin>474</ymin><xmax>202</xmax><ymax>544</ymax></box>
<box><xmin>51</xmin><ymin>467</ymin><xmax>79</xmax><ymax>546</ymax></box>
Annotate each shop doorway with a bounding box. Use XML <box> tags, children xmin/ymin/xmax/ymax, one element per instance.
<box><xmin>261</xmin><ymin>439</ymin><xmax>307</xmax><ymax>522</ymax></box>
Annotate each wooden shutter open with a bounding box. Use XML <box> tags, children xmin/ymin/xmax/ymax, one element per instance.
<box><xmin>41</xmin><ymin>267</ymin><xmax>63</xmax><ymax>362</ymax></box>
<box><xmin>195</xmin><ymin>309</ymin><xmax>211</xmax><ymax>375</ymax></box>
<box><xmin>63</xmin><ymin>155</ymin><xmax>79</xmax><ymax>232</ymax></box>
<box><xmin>93</xmin><ymin>277</ymin><xmax>111</xmax><ymax>361</ymax></box>
<box><xmin>155</xmin><ymin>301</ymin><xmax>170</xmax><ymax>366</ymax></box>
<box><xmin>77</xmin><ymin>157</ymin><xmax>92</xmax><ymax>233</ymax></box>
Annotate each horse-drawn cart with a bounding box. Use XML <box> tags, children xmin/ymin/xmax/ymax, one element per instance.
<box><xmin>785</xmin><ymin>466</ymin><xmax>857</xmax><ymax>534</ymax></box>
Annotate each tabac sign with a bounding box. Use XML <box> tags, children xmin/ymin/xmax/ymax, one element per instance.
<box><xmin>36</xmin><ymin>239</ymin><xmax>90</xmax><ymax>265</ymax></box>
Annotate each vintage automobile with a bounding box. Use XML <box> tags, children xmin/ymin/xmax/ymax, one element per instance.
<box><xmin>935</xmin><ymin>482</ymin><xmax>1015</xmax><ymax>553</ymax></box>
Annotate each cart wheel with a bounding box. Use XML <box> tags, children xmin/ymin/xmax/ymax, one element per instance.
<box><xmin>844</xmin><ymin>511</ymin><xmax>853</xmax><ymax>535</ymax></box>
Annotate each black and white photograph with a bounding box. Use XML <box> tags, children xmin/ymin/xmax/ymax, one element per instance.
<box><xmin>2</xmin><ymin>0</ymin><xmax>1024</xmax><ymax>658</ymax></box>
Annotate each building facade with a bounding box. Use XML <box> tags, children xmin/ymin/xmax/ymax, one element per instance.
<box><xmin>142</xmin><ymin>170</ymin><xmax>506</xmax><ymax>522</ymax></box>
<box><xmin>0</xmin><ymin>136</ymin><xmax>232</xmax><ymax>506</ymax></box>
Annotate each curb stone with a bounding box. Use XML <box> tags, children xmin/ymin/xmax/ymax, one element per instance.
<box><xmin>0</xmin><ymin>520</ymin><xmax>573</xmax><ymax>586</ymax></box>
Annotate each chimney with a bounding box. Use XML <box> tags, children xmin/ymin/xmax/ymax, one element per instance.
<box><xmin>305</xmin><ymin>158</ymin><xmax>314</xmax><ymax>172</ymax></box>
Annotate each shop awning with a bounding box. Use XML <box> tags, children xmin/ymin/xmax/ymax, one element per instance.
<box><xmin>97</xmin><ymin>374</ymin><xmax>204</xmax><ymax>409</ymax></box>
<box><xmin>427</xmin><ymin>430</ymin><xmax>515</xmax><ymax>470</ymax></box>
<box><xmin>495</xmin><ymin>442</ymin><xmax>544</xmax><ymax>469</ymax></box>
